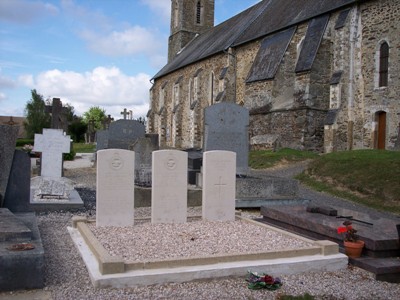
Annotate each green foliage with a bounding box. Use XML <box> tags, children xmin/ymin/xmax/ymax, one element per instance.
<box><xmin>63</xmin><ymin>148</ymin><xmax>76</xmax><ymax>161</ymax></box>
<box><xmin>73</xmin><ymin>143</ymin><xmax>95</xmax><ymax>153</ymax></box>
<box><xmin>82</xmin><ymin>106</ymin><xmax>107</xmax><ymax>131</ymax></box>
<box><xmin>249</xmin><ymin>148</ymin><xmax>318</xmax><ymax>169</ymax></box>
<box><xmin>24</xmin><ymin>89</ymin><xmax>51</xmax><ymax>138</ymax></box>
<box><xmin>16</xmin><ymin>139</ymin><xmax>34</xmax><ymax>147</ymax></box>
<box><xmin>68</xmin><ymin>118</ymin><xmax>88</xmax><ymax>142</ymax></box>
<box><xmin>297</xmin><ymin>150</ymin><xmax>400</xmax><ymax>214</ymax></box>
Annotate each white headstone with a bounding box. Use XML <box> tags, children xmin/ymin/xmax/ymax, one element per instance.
<box><xmin>96</xmin><ymin>149</ymin><xmax>135</xmax><ymax>227</ymax></box>
<box><xmin>202</xmin><ymin>151</ymin><xmax>236</xmax><ymax>221</ymax></box>
<box><xmin>33</xmin><ymin>129</ymin><xmax>71</xmax><ymax>178</ymax></box>
<box><xmin>151</xmin><ymin>150</ymin><xmax>187</xmax><ymax>223</ymax></box>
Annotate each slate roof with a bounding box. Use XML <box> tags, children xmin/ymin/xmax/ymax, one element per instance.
<box><xmin>153</xmin><ymin>0</ymin><xmax>358</xmax><ymax>80</ymax></box>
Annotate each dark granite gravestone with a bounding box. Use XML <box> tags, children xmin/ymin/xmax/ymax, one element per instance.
<box><xmin>95</xmin><ymin>129</ymin><xmax>109</xmax><ymax>151</ymax></box>
<box><xmin>107</xmin><ymin>119</ymin><xmax>145</xmax><ymax>150</ymax></box>
<box><xmin>259</xmin><ymin>205</ymin><xmax>400</xmax><ymax>282</ymax></box>
<box><xmin>185</xmin><ymin>149</ymin><xmax>203</xmax><ymax>185</ymax></box>
<box><xmin>131</xmin><ymin>136</ymin><xmax>159</xmax><ymax>187</ymax></box>
<box><xmin>3</xmin><ymin>150</ymin><xmax>32</xmax><ymax>213</ymax></box>
<box><xmin>203</xmin><ymin>102</ymin><xmax>249</xmax><ymax>175</ymax></box>
<box><xmin>0</xmin><ymin>125</ymin><xmax>19</xmax><ymax>207</ymax></box>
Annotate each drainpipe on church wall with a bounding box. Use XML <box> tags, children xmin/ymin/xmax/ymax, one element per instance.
<box><xmin>224</xmin><ymin>47</ymin><xmax>237</xmax><ymax>104</ymax></box>
<box><xmin>347</xmin><ymin>6</ymin><xmax>360</xmax><ymax>150</ymax></box>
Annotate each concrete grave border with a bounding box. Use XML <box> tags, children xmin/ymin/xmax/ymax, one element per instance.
<box><xmin>68</xmin><ymin>214</ymin><xmax>348</xmax><ymax>288</ymax></box>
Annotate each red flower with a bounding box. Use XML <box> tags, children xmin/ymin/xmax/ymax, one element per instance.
<box><xmin>263</xmin><ymin>275</ymin><xmax>275</xmax><ymax>284</ymax></box>
<box><xmin>337</xmin><ymin>227</ymin><xmax>347</xmax><ymax>234</ymax></box>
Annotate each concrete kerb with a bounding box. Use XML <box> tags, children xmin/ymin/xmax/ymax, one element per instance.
<box><xmin>69</xmin><ymin>214</ymin><xmax>348</xmax><ymax>288</ymax></box>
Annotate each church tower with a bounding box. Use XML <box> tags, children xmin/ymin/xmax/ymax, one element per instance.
<box><xmin>168</xmin><ymin>0</ymin><xmax>215</xmax><ymax>62</ymax></box>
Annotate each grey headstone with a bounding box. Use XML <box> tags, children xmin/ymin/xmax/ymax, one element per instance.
<box><xmin>0</xmin><ymin>125</ymin><xmax>19</xmax><ymax>206</ymax></box>
<box><xmin>3</xmin><ymin>150</ymin><xmax>32</xmax><ymax>213</ymax></box>
<box><xmin>108</xmin><ymin>120</ymin><xmax>145</xmax><ymax>150</ymax></box>
<box><xmin>203</xmin><ymin>102</ymin><xmax>249</xmax><ymax>175</ymax></box>
<box><xmin>95</xmin><ymin>129</ymin><xmax>109</xmax><ymax>151</ymax></box>
<box><xmin>131</xmin><ymin>136</ymin><xmax>159</xmax><ymax>187</ymax></box>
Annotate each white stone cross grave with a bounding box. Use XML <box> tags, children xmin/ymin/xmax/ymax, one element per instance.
<box><xmin>202</xmin><ymin>150</ymin><xmax>236</xmax><ymax>221</ymax></box>
<box><xmin>33</xmin><ymin>129</ymin><xmax>71</xmax><ymax>178</ymax></box>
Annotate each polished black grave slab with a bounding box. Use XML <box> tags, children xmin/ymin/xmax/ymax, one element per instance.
<box><xmin>259</xmin><ymin>205</ymin><xmax>400</xmax><ymax>283</ymax></box>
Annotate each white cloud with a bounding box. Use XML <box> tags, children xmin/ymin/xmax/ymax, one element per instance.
<box><xmin>19</xmin><ymin>67</ymin><xmax>151</xmax><ymax>119</ymax></box>
<box><xmin>0</xmin><ymin>0</ymin><xmax>58</xmax><ymax>24</ymax></box>
<box><xmin>140</xmin><ymin>0</ymin><xmax>171</xmax><ymax>24</ymax></box>
<box><xmin>80</xmin><ymin>26</ymin><xmax>163</xmax><ymax>57</ymax></box>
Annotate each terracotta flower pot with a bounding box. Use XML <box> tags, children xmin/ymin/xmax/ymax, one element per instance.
<box><xmin>344</xmin><ymin>240</ymin><xmax>365</xmax><ymax>258</ymax></box>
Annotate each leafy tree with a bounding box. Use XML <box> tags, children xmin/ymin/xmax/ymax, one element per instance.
<box><xmin>68</xmin><ymin>117</ymin><xmax>87</xmax><ymax>142</ymax></box>
<box><xmin>24</xmin><ymin>89</ymin><xmax>51</xmax><ymax>138</ymax></box>
<box><xmin>82</xmin><ymin>106</ymin><xmax>107</xmax><ymax>131</ymax></box>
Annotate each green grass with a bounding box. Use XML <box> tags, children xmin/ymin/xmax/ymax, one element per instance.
<box><xmin>249</xmin><ymin>148</ymin><xmax>318</xmax><ymax>169</ymax></box>
<box><xmin>295</xmin><ymin>150</ymin><xmax>400</xmax><ymax>214</ymax></box>
<box><xmin>72</xmin><ymin>143</ymin><xmax>96</xmax><ymax>153</ymax></box>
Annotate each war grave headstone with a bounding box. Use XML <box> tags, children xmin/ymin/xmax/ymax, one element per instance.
<box><xmin>30</xmin><ymin>129</ymin><xmax>83</xmax><ymax>211</ymax></box>
<box><xmin>203</xmin><ymin>102</ymin><xmax>249</xmax><ymax>175</ymax></box>
<box><xmin>0</xmin><ymin>125</ymin><xmax>44</xmax><ymax>291</ymax></box>
<box><xmin>105</xmin><ymin>119</ymin><xmax>145</xmax><ymax>150</ymax></box>
<box><xmin>202</xmin><ymin>151</ymin><xmax>236</xmax><ymax>221</ymax></box>
<box><xmin>96</xmin><ymin>149</ymin><xmax>135</xmax><ymax>227</ymax></box>
<box><xmin>259</xmin><ymin>205</ymin><xmax>400</xmax><ymax>282</ymax></box>
<box><xmin>152</xmin><ymin>150</ymin><xmax>187</xmax><ymax>223</ymax></box>
<box><xmin>131</xmin><ymin>136</ymin><xmax>159</xmax><ymax>187</ymax></box>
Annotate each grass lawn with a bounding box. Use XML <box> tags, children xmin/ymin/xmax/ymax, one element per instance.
<box><xmin>72</xmin><ymin>143</ymin><xmax>96</xmax><ymax>153</ymax></box>
<box><xmin>249</xmin><ymin>149</ymin><xmax>400</xmax><ymax>215</ymax></box>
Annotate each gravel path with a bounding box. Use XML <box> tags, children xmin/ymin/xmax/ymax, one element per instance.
<box><xmin>1</xmin><ymin>164</ymin><xmax>400</xmax><ymax>299</ymax></box>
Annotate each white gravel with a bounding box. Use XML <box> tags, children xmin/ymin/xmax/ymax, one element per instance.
<box><xmin>89</xmin><ymin>217</ymin><xmax>314</xmax><ymax>261</ymax></box>
<box><xmin>1</xmin><ymin>165</ymin><xmax>399</xmax><ymax>299</ymax></box>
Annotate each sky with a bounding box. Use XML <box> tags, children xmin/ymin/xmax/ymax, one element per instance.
<box><xmin>0</xmin><ymin>0</ymin><xmax>260</xmax><ymax>120</ymax></box>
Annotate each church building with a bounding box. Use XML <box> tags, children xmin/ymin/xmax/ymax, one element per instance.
<box><xmin>147</xmin><ymin>0</ymin><xmax>400</xmax><ymax>152</ymax></box>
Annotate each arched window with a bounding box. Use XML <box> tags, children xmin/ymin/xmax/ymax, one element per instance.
<box><xmin>379</xmin><ymin>42</ymin><xmax>389</xmax><ymax>87</ymax></box>
<box><xmin>173</xmin><ymin>1</ymin><xmax>179</xmax><ymax>28</ymax></box>
<box><xmin>196</xmin><ymin>1</ymin><xmax>202</xmax><ymax>24</ymax></box>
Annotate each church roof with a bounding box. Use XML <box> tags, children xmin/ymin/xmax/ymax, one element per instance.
<box><xmin>153</xmin><ymin>0</ymin><xmax>358</xmax><ymax>80</ymax></box>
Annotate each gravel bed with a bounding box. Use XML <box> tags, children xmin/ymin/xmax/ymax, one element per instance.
<box><xmin>2</xmin><ymin>166</ymin><xmax>399</xmax><ymax>299</ymax></box>
<box><xmin>89</xmin><ymin>218</ymin><xmax>313</xmax><ymax>261</ymax></box>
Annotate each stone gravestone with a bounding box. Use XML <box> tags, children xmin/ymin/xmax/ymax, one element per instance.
<box><xmin>95</xmin><ymin>129</ymin><xmax>109</xmax><ymax>151</ymax></box>
<box><xmin>3</xmin><ymin>150</ymin><xmax>32</xmax><ymax>212</ymax></box>
<box><xmin>33</xmin><ymin>129</ymin><xmax>71</xmax><ymax>178</ymax></box>
<box><xmin>203</xmin><ymin>102</ymin><xmax>249</xmax><ymax>175</ymax></box>
<box><xmin>96</xmin><ymin>149</ymin><xmax>135</xmax><ymax>227</ymax></box>
<box><xmin>108</xmin><ymin>119</ymin><xmax>145</xmax><ymax>150</ymax></box>
<box><xmin>202</xmin><ymin>151</ymin><xmax>236</xmax><ymax>221</ymax></box>
<box><xmin>152</xmin><ymin>150</ymin><xmax>187</xmax><ymax>223</ymax></box>
<box><xmin>0</xmin><ymin>125</ymin><xmax>19</xmax><ymax>207</ymax></box>
<box><xmin>131</xmin><ymin>136</ymin><xmax>159</xmax><ymax>187</ymax></box>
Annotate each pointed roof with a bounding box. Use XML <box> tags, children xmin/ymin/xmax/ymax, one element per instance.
<box><xmin>153</xmin><ymin>0</ymin><xmax>358</xmax><ymax>80</ymax></box>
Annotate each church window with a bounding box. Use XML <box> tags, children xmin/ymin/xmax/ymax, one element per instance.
<box><xmin>379</xmin><ymin>42</ymin><xmax>389</xmax><ymax>87</ymax></box>
<box><xmin>159</xmin><ymin>85</ymin><xmax>165</xmax><ymax>113</ymax></box>
<box><xmin>193</xmin><ymin>77</ymin><xmax>199</xmax><ymax>104</ymax></box>
<box><xmin>196</xmin><ymin>1</ymin><xmax>202</xmax><ymax>24</ymax></box>
<box><xmin>173</xmin><ymin>84</ymin><xmax>180</xmax><ymax>107</ymax></box>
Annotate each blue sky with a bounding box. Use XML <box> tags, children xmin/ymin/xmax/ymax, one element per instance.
<box><xmin>0</xmin><ymin>0</ymin><xmax>259</xmax><ymax>120</ymax></box>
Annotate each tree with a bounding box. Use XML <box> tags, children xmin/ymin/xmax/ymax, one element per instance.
<box><xmin>24</xmin><ymin>89</ymin><xmax>51</xmax><ymax>138</ymax></box>
<box><xmin>82</xmin><ymin>106</ymin><xmax>107</xmax><ymax>131</ymax></box>
<box><xmin>68</xmin><ymin>116</ymin><xmax>87</xmax><ymax>142</ymax></box>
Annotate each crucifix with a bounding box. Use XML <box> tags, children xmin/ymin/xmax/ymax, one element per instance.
<box><xmin>121</xmin><ymin>108</ymin><xmax>129</xmax><ymax>120</ymax></box>
<box><xmin>214</xmin><ymin>176</ymin><xmax>227</xmax><ymax>201</ymax></box>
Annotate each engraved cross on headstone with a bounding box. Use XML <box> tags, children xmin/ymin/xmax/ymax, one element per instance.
<box><xmin>214</xmin><ymin>176</ymin><xmax>227</xmax><ymax>201</ymax></box>
<box><xmin>121</xmin><ymin>108</ymin><xmax>129</xmax><ymax>120</ymax></box>
<box><xmin>33</xmin><ymin>129</ymin><xmax>71</xmax><ymax>178</ymax></box>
